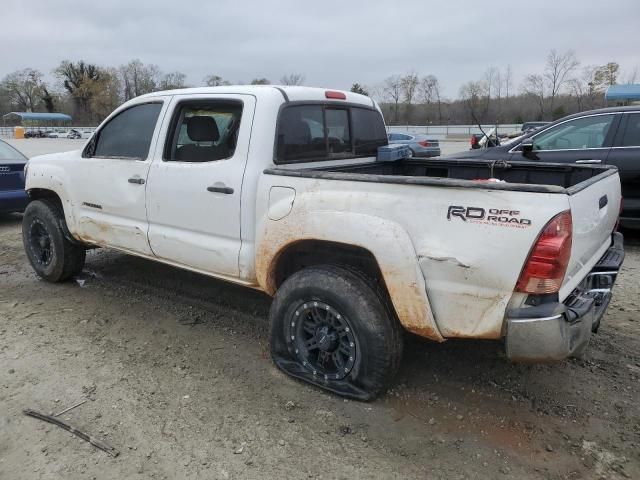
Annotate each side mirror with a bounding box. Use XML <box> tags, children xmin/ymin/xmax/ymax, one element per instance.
<box><xmin>520</xmin><ymin>138</ymin><xmax>534</xmax><ymax>153</ymax></box>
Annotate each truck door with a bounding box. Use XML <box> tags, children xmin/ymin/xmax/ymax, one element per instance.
<box><xmin>509</xmin><ymin>113</ymin><xmax>619</xmax><ymax>165</ymax></box>
<box><xmin>145</xmin><ymin>94</ymin><xmax>255</xmax><ymax>278</ymax></box>
<box><xmin>71</xmin><ymin>99</ymin><xmax>168</xmax><ymax>254</ymax></box>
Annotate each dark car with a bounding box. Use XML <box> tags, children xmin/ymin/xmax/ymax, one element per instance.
<box><xmin>442</xmin><ymin>106</ymin><xmax>640</xmax><ymax>228</ymax></box>
<box><xmin>0</xmin><ymin>139</ymin><xmax>29</xmax><ymax>214</ymax></box>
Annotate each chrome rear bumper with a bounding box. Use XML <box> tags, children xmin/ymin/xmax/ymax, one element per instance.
<box><xmin>505</xmin><ymin>232</ymin><xmax>624</xmax><ymax>362</ymax></box>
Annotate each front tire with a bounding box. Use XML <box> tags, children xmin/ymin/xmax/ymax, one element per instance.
<box><xmin>269</xmin><ymin>265</ymin><xmax>403</xmax><ymax>400</ymax></box>
<box><xmin>22</xmin><ymin>200</ymin><xmax>86</xmax><ymax>282</ymax></box>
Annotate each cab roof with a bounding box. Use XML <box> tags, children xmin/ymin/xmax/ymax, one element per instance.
<box><xmin>140</xmin><ymin>85</ymin><xmax>376</xmax><ymax>108</ymax></box>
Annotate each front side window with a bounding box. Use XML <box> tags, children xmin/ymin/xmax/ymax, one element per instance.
<box><xmin>276</xmin><ymin>104</ymin><xmax>387</xmax><ymax>163</ymax></box>
<box><xmin>91</xmin><ymin>103</ymin><xmax>162</xmax><ymax>159</ymax></box>
<box><xmin>165</xmin><ymin>100</ymin><xmax>243</xmax><ymax>162</ymax></box>
<box><xmin>532</xmin><ymin>114</ymin><xmax>615</xmax><ymax>151</ymax></box>
<box><xmin>620</xmin><ymin>113</ymin><xmax>640</xmax><ymax>147</ymax></box>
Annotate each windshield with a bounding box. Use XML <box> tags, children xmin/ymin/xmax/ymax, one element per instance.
<box><xmin>0</xmin><ymin>140</ymin><xmax>28</xmax><ymax>162</ymax></box>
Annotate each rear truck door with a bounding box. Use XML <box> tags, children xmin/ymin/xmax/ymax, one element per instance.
<box><xmin>608</xmin><ymin>111</ymin><xmax>640</xmax><ymax>225</ymax></box>
<box><xmin>70</xmin><ymin>99</ymin><xmax>168</xmax><ymax>254</ymax></box>
<box><xmin>510</xmin><ymin>113</ymin><xmax>620</xmax><ymax>165</ymax></box>
<box><xmin>145</xmin><ymin>94</ymin><xmax>256</xmax><ymax>278</ymax></box>
<box><xmin>560</xmin><ymin>170</ymin><xmax>621</xmax><ymax>300</ymax></box>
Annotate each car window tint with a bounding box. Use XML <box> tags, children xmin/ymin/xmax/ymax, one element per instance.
<box><xmin>276</xmin><ymin>105</ymin><xmax>387</xmax><ymax>163</ymax></box>
<box><xmin>388</xmin><ymin>133</ymin><xmax>399</xmax><ymax>141</ymax></box>
<box><xmin>325</xmin><ymin>109</ymin><xmax>351</xmax><ymax>156</ymax></box>
<box><xmin>620</xmin><ymin>113</ymin><xmax>640</xmax><ymax>147</ymax></box>
<box><xmin>0</xmin><ymin>140</ymin><xmax>27</xmax><ymax>162</ymax></box>
<box><xmin>352</xmin><ymin>107</ymin><xmax>388</xmax><ymax>156</ymax></box>
<box><xmin>533</xmin><ymin>115</ymin><xmax>614</xmax><ymax>151</ymax></box>
<box><xmin>276</xmin><ymin>105</ymin><xmax>326</xmax><ymax>162</ymax></box>
<box><xmin>166</xmin><ymin>101</ymin><xmax>243</xmax><ymax>162</ymax></box>
<box><xmin>93</xmin><ymin>103</ymin><xmax>162</xmax><ymax>159</ymax></box>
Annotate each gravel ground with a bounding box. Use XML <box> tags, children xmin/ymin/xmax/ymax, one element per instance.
<box><xmin>1</xmin><ymin>139</ymin><xmax>639</xmax><ymax>479</ymax></box>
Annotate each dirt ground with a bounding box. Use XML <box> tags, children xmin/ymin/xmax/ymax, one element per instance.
<box><xmin>1</xmin><ymin>220</ymin><xmax>639</xmax><ymax>480</ymax></box>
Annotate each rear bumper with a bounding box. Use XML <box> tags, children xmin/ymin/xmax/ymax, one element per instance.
<box><xmin>505</xmin><ymin>232</ymin><xmax>624</xmax><ymax>362</ymax></box>
<box><xmin>413</xmin><ymin>148</ymin><xmax>441</xmax><ymax>158</ymax></box>
<box><xmin>0</xmin><ymin>189</ymin><xmax>29</xmax><ymax>213</ymax></box>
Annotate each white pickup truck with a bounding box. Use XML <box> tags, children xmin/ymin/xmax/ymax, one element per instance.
<box><xmin>22</xmin><ymin>86</ymin><xmax>625</xmax><ymax>400</ymax></box>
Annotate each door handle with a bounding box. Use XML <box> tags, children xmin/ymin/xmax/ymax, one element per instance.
<box><xmin>575</xmin><ymin>159</ymin><xmax>602</xmax><ymax>164</ymax></box>
<box><xmin>128</xmin><ymin>177</ymin><xmax>145</xmax><ymax>184</ymax></box>
<box><xmin>207</xmin><ymin>185</ymin><xmax>234</xmax><ymax>194</ymax></box>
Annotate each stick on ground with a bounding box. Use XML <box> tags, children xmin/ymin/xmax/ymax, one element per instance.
<box><xmin>23</xmin><ymin>408</ymin><xmax>119</xmax><ymax>457</ymax></box>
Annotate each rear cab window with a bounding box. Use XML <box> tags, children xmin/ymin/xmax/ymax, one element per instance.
<box><xmin>275</xmin><ymin>104</ymin><xmax>387</xmax><ymax>164</ymax></box>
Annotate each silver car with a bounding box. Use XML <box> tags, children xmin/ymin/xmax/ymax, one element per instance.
<box><xmin>387</xmin><ymin>133</ymin><xmax>441</xmax><ymax>158</ymax></box>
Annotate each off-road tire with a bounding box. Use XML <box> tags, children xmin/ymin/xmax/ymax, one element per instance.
<box><xmin>270</xmin><ymin>264</ymin><xmax>403</xmax><ymax>400</ymax></box>
<box><xmin>22</xmin><ymin>199</ymin><xmax>85</xmax><ymax>282</ymax></box>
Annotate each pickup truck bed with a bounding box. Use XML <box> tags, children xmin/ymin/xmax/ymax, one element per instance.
<box><xmin>266</xmin><ymin>158</ymin><xmax>615</xmax><ymax>194</ymax></box>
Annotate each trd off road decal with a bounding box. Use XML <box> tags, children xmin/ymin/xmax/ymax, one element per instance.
<box><xmin>447</xmin><ymin>206</ymin><xmax>532</xmax><ymax>228</ymax></box>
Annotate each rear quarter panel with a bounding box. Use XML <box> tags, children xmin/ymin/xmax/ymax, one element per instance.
<box><xmin>255</xmin><ymin>173</ymin><xmax>570</xmax><ymax>340</ymax></box>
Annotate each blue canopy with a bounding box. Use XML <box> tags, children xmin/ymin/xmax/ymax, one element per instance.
<box><xmin>605</xmin><ymin>84</ymin><xmax>640</xmax><ymax>102</ymax></box>
<box><xmin>2</xmin><ymin>112</ymin><xmax>72</xmax><ymax>122</ymax></box>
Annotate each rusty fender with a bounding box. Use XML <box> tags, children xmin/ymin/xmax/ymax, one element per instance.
<box><xmin>255</xmin><ymin>210</ymin><xmax>444</xmax><ymax>342</ymax></box>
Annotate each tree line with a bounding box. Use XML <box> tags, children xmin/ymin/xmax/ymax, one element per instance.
<box><xmin>0</xmin><ymin>59</ymin><xmax>305</xmax><ymax>124</ymax></box>
<box><xmin>1</xmin><ymin>51</ymin><xmax>637</xmax><ymax>126</ymax></box>
<box><xmin>372</xmin><ymin>50</ymin><xmax>636</xmax><ymax>125</ymax></box>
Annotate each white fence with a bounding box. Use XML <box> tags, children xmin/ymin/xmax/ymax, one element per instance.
<box><xmin>387</xmin><ymin>124</ymin><xmax>522</xmax><ymax>139</ymax></box>
<box><xmin>0</xmin><ymin>126</ymin><xmax>96</xmax><ymax>138</ymax></box>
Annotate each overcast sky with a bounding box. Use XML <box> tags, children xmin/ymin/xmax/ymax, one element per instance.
<box><xmin>2</xmin><ymin>0</ymin><xmax>638</xmax><ymax>97</ymax></box>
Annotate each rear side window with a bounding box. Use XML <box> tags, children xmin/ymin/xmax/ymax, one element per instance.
<box><xmin>620</xmin><ymin>113</ymin><xmax>640</xmax><ymax>147</ymax></box>
<box><xmin>91</xmin><ymin>103</ymin><xmax>162</xmax><ymax>159</ymax></box>
<box><xmin>275</xmin><ymin>104</ymin><xmax>387</xmax><ymax>163</ymax></box>
<box><xmin>164</xmin><ymin>100</ymin><xmax>243</xmax><ymax>162</ymax></box>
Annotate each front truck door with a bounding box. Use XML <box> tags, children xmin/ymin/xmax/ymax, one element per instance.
<box><xmin>145</xmin><ymin>94</ymin><xmax>255</xmax><ymax>278</ymax></box>
<box><xmin>70</xmin><ymin>99</ymin><xmax>168</xmax><ymax>254</ymax></box>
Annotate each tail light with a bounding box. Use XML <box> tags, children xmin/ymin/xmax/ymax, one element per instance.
<box><xmin>516</xmin><ymin>211</ymin><xmax>572</xmax><ymax>294</ymax></box>
<box><xmin>418</xmin><ymin>140</ymin><xmax>431</xmax><ymax>147</ymax></box>
<box><xmin>470</xmin><ymin>135</ymin><xmax>478</xmax><ymax>148</ymax></box>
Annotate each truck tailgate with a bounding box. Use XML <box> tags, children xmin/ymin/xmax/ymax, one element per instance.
<box><xmin>560</xmin><ymin>171</ymin><xmax>621</xmax><ymax>300</ymax></box>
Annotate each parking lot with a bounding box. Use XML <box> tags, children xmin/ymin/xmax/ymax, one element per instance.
<box><xmin>1</xmin><ymin>139</ymin><xmax>639</xmax><ymax>479</ymax></box>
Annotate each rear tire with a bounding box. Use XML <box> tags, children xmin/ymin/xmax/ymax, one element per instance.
<box><xmin>269</xmin><ymin>265</ymin><xmax>403</xmax><ymax>400</ymax></box>
<box><xmin>22</xmin><ymin>200</ymin><xmax>85</xmax><ymax>282</ymax></box>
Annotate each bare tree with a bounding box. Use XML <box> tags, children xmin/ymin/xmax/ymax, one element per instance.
<box><xmin>383</xmin><ymin>75</ymin><xmax>402</xmax><ymax>123</ymax></box>
<box><xmin>203</xmin><ymin>75</ymin><xmax>229</xmax><ymax>87</ymax></box>
<box><xmin>544</xmin><ymin>49</ymin><xmax>579</xmax><ymax>113</ymax></box>
<box><xmin>503</xmin><ymin>65</ymin><xmax>513</xmax><ymax>99</ymax></box>
<box><xmin>119</xmin><ymin>60</ymin><xmax>161</xmax><ymax>100</ymax></box>
<box><xmin>160</xmin><ymin>71</ymin><xmax>187</xmax><ymax>90</ymax></box>
<box><xmin>279</xmin><ymin>73</ymin><xmax>305</xmax><ymax>86</ymax></box>
<box><xmin>521</xmin><ymin>74</ymin><xmax>545</xmax><ymax>119</ymax></box>
<box><xmin>250</xmin><ymin>78</ymin><xmax>270</xmax><ymax>85</ymax></box>
<box><xmin>0</xmin><ymin>69</ymin><xmax>44</xmax><ymax>111</ymax></box>
<box><xmin>459</xmin><ymin>80</ymin><xmax>486</xmax><ymax>123</ymax></box>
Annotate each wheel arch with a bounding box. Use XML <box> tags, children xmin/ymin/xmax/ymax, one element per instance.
<box><xmin>256</xmin><ymin>212</ymin><xmax>443</xmax><ymax>341</ymax></box>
